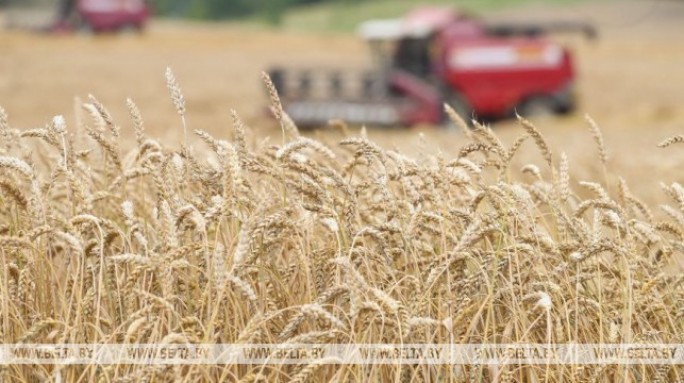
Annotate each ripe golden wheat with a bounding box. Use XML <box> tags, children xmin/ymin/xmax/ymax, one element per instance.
<box><xmin>0</xmin><ymin>71</ymin><xmax>682</xmax><ymax>382</ymax></box>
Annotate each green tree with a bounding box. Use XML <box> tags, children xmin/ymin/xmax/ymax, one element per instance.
<box><xmin>148</xmin><ymin>0</ymin><xmax>344</xmax><ymax>21</ymax></box>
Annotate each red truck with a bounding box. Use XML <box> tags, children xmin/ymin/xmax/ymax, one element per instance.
<box><xmin>269</xmin><ymin>7</ymin><xmax>595</xmax><ymax>127</ymax></box>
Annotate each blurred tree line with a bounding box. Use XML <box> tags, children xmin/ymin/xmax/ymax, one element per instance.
<box><xmin>151</xmin><ymin>0</ymin><xmax>362</xmax><ymax>23</ymax></box>
<box><xmin>0</xmin><ymin>0</ymin><xmax>364</xmax><ymax>24</ymax></box>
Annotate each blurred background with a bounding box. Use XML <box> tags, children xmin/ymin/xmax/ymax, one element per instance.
<box><xmin>0</xmin><ymin>0</ymin><xmax>683</xmax><ymax>202</ymax></box>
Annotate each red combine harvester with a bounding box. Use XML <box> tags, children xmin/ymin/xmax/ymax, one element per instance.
<box><xmin>52</xmin><ymin>0</ymin><xmax>149</xmax><ymax>33</ymax></box>
<box><xmin>268</xmin><ymin>7</ymin><xmax>596</xmax><ymax>127</ymax></box>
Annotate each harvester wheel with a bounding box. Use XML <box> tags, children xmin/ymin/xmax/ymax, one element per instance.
<box><xmin>119</xmin><ymin>23</ymin><xmax>143</xmax><ymax>35</ymax></box>
<box><xmin>517</xmin><ymin>96</ymin><xmax>556</xmax><ymax>119</ymax></box>
<box><xmin>74</xmin><ymin>17</ymin><xmax>93</xmax><ymax>35</ymax></box>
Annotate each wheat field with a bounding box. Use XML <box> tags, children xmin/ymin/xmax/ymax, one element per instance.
<box><xmin>0</xmin><ymin>67</ymin><xmax>682</xmax><ymax>382</ymax></box>
<box><xmin>2</xmin><ymin>1</ymin><xmax>684</xmax><ymax>381</ymax></box>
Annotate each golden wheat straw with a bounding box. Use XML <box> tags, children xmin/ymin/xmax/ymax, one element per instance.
<box><xmin>517</xmin><ymin>113</ymin><xmax>553</xmax><ymax>166</ymax></box>
<box><xmin>261</xmin><ymin>71</ymin><xmax>283</xmax><ymax>122</ymax></box>
<box><xmin>585</xmin><ymin>114</ymin><xmax>608</xmax><ymax>165</ymax></box>
<box><xmin>658</xmin><ymin>134</ymin><xmax>684</xmax><ymax>148</ymax></box>
<box><xmin>165</xmin><ymin>67</ymin><xmax>187</xmax><ymax>145</ymax></box>
<box><xmin>444</xmin><ymin>103</ymin><xmax>471</xmax><ymax>139</ymax></box>
<box><xmin>0</xmin><ymin>106</ymin><xmax>8</xmax><ymax>132</ymax></box>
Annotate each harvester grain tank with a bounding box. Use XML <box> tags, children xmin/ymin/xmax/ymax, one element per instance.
<box><xmin>268</xmin><ymin>6</ymin><xmax>596</xmax><ymax>127</ymax></box>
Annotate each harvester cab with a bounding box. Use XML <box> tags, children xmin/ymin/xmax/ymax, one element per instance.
<box><xmin>268</xmin><ymin>6</ymin><xmax>595</xmax><ymax>128</ymax></box>
<box><xmin>361</xmin><ymin>8</ymin><xmax>468</xmax><ymax>76</ymax></box>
